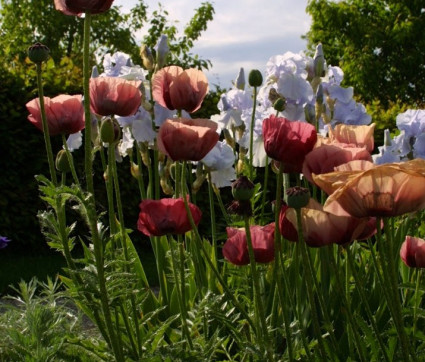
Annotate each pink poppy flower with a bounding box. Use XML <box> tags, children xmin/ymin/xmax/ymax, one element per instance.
<box><xmin>137</xmin><ymin>198</ymin><xmax>202</xmax><ymax>237</ymax></box>
<box><xmin>400</xmin><ymin>236</ymin><xmax>425</xmax><ymax>268</ymax></box>
<box><xmin>54</xmin><ymin>0</ymin><xmax>114</xmax><ymax>16</ymax></box>
<box><xmin>262</xmin><ymin>115</ymin><xmax>317</xmax><ymax>173</ymax></box>
<box><xmin>90</xmin><ymin>77</ymin><xmax>142</xmax><ymax>117</ymax></box>
<box><xmin>152</xmin><ymin>66</ymin><xmax>209</xmax><ymax>113</ymax></box>
<box><xmin>323</xmin><ymin>160</ymin><xmax>425</xmax><ymax>218</ymax></box>
<box><xmin>279</xmin><ymin>199</ymin><xmax>376</xmax><ymax>247</ymax></box>
<box><xmin>330</xmin><ymin>124</ymin><xmax>375</xmax><ymax>153</ymax></box>
<box><xmin>157</xmin><ymin>118</ymin><xmax>219</xmax><ymax>161</ymax></box>
<box><xmin>222</xmin><ymin>223</ymin><xmax>275</xmax><ymax>266</ymax></box>
<box><xmin>26</xmin><ymin>94</ymin><xmax>84</xmax><ymax>136</ymax></box>
<box><xmin>302</xmin><ymin>141</ymin><xmax>372</xmax><ymax>184</ymax></box>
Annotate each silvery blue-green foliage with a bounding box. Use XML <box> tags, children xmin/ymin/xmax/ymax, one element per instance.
<box><xmin>0</xmin><ymin>277</ymin><xmax>108</xmax><ymax>361</ymax></box>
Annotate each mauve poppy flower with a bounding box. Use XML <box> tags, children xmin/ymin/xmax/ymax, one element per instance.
<box><xmin>152</xmin><ymin>66</ymin><xmax>209</xmax><ymax>113</ymax></box>
<box><xmin>400</xmin><ymin>236</ymin><xmax>425</xmax><ymax>268</ymax></box>
<box><xmin>222</xmin><ymin>223</ymin><xmax>275</xmax><ymax>266</ymax></box>
<box><xmin>313</xmin><ymin>160</ymin><xmax>374</xmax><ymax>195</ymax></box>
<box><xmin>302</xmin><ymin>141</ymin><xmax>372</xmax><ymax>184</ymax></box>
<box><xmin>54</xmin><ymin>0</ymin><xmax>114</xmax><ymax>16</ymax></box>
<box><xmin>26</xmin><ymin>94</ymin><xmax>85</xmax><ymax>136</ymax></box>
<box><xmin>330</xmin><ymin>124</ymin><xmax>375</xmax><ymax>153</ymax></box>
<box><xmin>157</xmin><ymin>118</ymin><xmax>219</xmax><ymax>161</ymax></box>
<box><xmin>137</xmin><ymin>198</ymin><xmax>202</xmax><ymax>237</ymax></box>
<box><xmin>90</xmin><ymin>77</ymin><xmax>142</xmax><ymax>117</ymax></box>
<box><xmin>279</xmin><ymin>199</ymin><xmax>375</xmax><ymax>247</ymax></box>
<box><xmin>323</xmin><ymin>160</ymin><xmax>425</xmax><ymax>218</ymax></box>
<box><xmin>262</xmin><ymin>115</ymin><xmax>317</xmax><ymax>173</ymax></box>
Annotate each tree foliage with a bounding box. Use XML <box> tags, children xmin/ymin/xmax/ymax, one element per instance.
<box><xmin>305</xmin><ymin>0</ymin><xmax>425</xmax><ymax>110</ymax></box>
<box><xmin>0</xmin><ymin>0</ymin><xmax>214</xmax><ymax>71</ymax></box>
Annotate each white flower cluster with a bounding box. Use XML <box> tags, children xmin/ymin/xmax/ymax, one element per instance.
<box><xmin>373</xmin><ymin>110</ymin><xmax>425</xmax><ymax>164</ymax></box>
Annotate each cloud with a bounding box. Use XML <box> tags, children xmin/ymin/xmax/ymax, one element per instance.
<box><xmin>114</xmin><ymin>0</ymin><xmax>311</xmax><ymax>86</ymax></box>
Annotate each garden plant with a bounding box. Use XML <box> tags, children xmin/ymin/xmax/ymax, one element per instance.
<box><xmin>2</xmin><ymin>0</ymin><xmax>425</xmax><ymax>360</ymax></box>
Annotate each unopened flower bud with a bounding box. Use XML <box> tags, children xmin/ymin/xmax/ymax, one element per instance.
<box><xmin>28</xmin><ymin>42</ymin><xmax>50</xmax><ymax>64</ymax></box>
<box><xmin>91</xmin><ymin>66</ymin><xmax>99</xmax><ymax>78</ymax></box>
<box><xmin>232</xmin><ymin>176</ymin><xmax>255</xmax><ymax>201</ymax></box>
<box><xmin>100</xmin><ymin>117</ymin><xmax>120</xmax><ymax>144</ymax></box>
<box><xmin>315</xmin><ymin>83</ymin><xmax>324</xmax><ymax>104</ymax></box>
<box><xmin>304</xmin><ymin>103</ymin><xmax>316</xmax><ymax>124</ymax></box>
<box><xmin>130</xmin><ymin>162</ymin><xmax>140</xmax><ymax>179</ymax></box>
<box><xmin>285</xmin><ymin>186</ymin><xmax>310</xmax><ymax>209</ymax></box>
<box><xmin>235</xmin><ymin>67</ymin><xmax>245</xmax><ymax>90</ymax></box>
<box><xmin>248</xmin><ymin>69</ymin><xmax>263</xmax><ymax>87</ymax></box>
<box><xmin>55</xmin><ymin>149</ymin><xmax>71</xmax><ymax>173</ymax></box>
<box><xmin>160</xmin><ymin>177</ymin><xmax>174</xmax><ymax>195</ymax></box>
<box><xmin>313</xmin><ymin>43</ymin><xmax>326</xmax><ymax>77</ymax></box>
<box><xmin>155</xmin><ymin>34</ymin><xmax>169</xmax><ymax>70</ymax></box>
<box><xmin>140</xmin><ymin>44</ymin><xmax>154</xmax><ymax>71</ymax></box>
<box><xmin>273</xmin><ymin>98</ymin><xmax>286</xmax><ymax>112</ymax></box>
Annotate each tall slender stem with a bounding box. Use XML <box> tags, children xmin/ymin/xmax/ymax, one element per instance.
<box><xmin>243</xmin><ymin>216</ymin><xmax>274</xmax><ymax>361</ymax></box>
<box><xmin>83</xmin><ymin>11</ymin><xmax>94</xmax><ymax>196</ymax></box>
<box><xmin>249</xmin><ymin>86</ymin><xmax>258</xmax><ymax>180</ymax></box>
<box><xmin>35</xmin><ymin>63</ymin><xmax>57</xmax><ymax>186</ymax></box>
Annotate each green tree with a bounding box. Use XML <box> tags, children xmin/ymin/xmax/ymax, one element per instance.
<box><xmin>0</xmin><ymin>0</ymin><xmax>214</xmax><ymax>71</ymax></box>
<box><xmin>305</xmin><ymin>0</ymin><xmax>425</xmax><ymax>111</ymax></box>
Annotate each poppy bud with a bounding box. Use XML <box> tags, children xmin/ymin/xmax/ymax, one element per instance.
<box><xmin>100</xmin><ymin>117</ymin><xmax>120</xmax><ymax>144</ymax></box>
<box><xmin>285</xmin><ymin>186</ymin><xmax>310</xmax><ymax>209</ymax></box>
<box><xmin>232</xmin><ymin>176</ymin><xmax>255</xmax><ymax>201</ymax></box>
<box><xmin>248</xmin><ymin>69</ymin><xmax>263</xmax><ymax>87</ymax></box>
<box><xmin>28</xmin><ymin>42</ymin><xmax>50</xmax><ymax>63</ymax></box>
<box><xmin>55</xmin><ymin>149</ymin><xmax>71</xmax><ymax>173</ymax></box>
<box><xmin>273</xmin><ymin>98</ymin><xmax>286</xmax><ymax>112</ymax></box>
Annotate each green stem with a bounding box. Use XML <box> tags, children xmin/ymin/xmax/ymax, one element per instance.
<box><xmin>295</xmin><ymin>208</ymin><xmax>327</xmax><ymax>359</ymax></box>
<box><xmin>135</xmin><ymin>143</ymin><xmax>147</xmax><ymax>200</ymax></box>
<box><xmin>36</xmin><ymin>63</ymin><xmax>57</xmax><ymax>186</ymax></box>
<box><xmin>109</xmin><ymin>144</ymin><xmax>142</xmax><ymax>355</ymax></box>
<box><xmin>83</xmin><ymin>11</ymin><xmax>94</xmax><ymax>196</ymax></box>
<box><xmin>180</xmin><ymin>165</ymin><xmax>255</xmax><ymax>331</ymax></box>
<box><xmin>260</xmin><ymin>155</ymin><xmax>269</xmax><ymax>224</ymax></box>
<box><xmin>346</xmin><ymin>245</ymin><xmax>390</xmax><ymax>362</ymax></box>
<box><xmin>249</xmin><ymin>86</ymin><xmax>258</xmax><ymax>180</ymax></box>
<box><xmin>382</xmin><ymin>218</ymin><xmax>415</xmax><ymax>361</ymax></box>
<box><xmin>61</xmin><ymin>134</ymin><xmax>80</xmax><ymax>186</ymax></box>
<box><xmin>243</xmin><ymin>216</ymin><xmax>274</xmax><ymax>361</ymax></box>
<box><xmin>168</xmin><ymin>235</ymin><xmax>193</xmax><ymax>349</ymax></box>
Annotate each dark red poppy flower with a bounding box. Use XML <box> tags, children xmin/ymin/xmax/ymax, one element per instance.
<box><xmin>137</xmin><ymin>198</ymin><xmax>202</xmax><ymax>237</ymax></box>
<box><xmin>26</xmin><ymin>94</ymin><xmax>85</xmax><ymax>136</ymax></box>
<box><xmin>152</xmin><ymin>66</ymin><xmax>209</xmax><ymax>113</ymax></box>
<box><xmin>222</xmin><ymin>223</ymin><xmax>275</xmax><ymax>266</ymax></box>
<box><xmin>157</xmin><ymin>118</ymin><xmax>219</xmax><ymax>161</ymax></box>
<box><xmin>54</xmin><ymin>0</ymin><xmax>114</xmax><ymax>15</ymax></box>
<box><xmin>262</xmin><ymin>115</ymin><xmax>317</xmax><ymax>173</ymax></box>
<box><xmin>90</xmin><ymin>77</ymin><xmax>142</xmax><ymax>117</ymax></box>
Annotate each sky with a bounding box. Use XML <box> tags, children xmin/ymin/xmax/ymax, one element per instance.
<box><xmin>114</xmin><ymin>0</ymin><xmax>311</xmax><ymax>88</ymax></box>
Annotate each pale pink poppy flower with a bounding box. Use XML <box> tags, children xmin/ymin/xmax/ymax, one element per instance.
<box><xmin>26</xmin><ymin>94</ymin><xmax>84</xmax><ymax>136</ymax></box>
